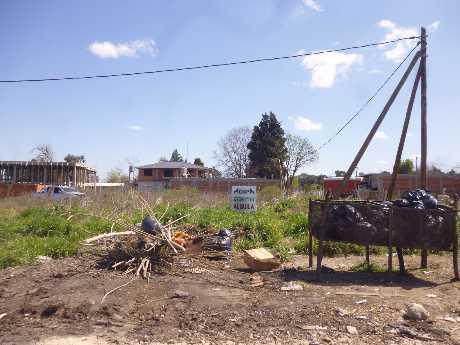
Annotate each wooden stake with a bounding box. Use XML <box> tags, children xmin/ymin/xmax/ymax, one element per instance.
<box><xmin>420</xmin><ymin>27</ymin><xmax>428</xmax><ymax>269</ymax></box>
<box><xmin>336</xmin><ymin>51</ymin><xmax>421</xmax><ymax>198</ymax></box>
<box><xmin>308</xmin><ymin>199</ymin><xmax>313</xmax><ymax>268</ymax></box>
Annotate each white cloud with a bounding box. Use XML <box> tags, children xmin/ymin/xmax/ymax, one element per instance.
<box><xmin>377</xmin><ymin>160</ymin><xmax>388</xmax><ymax>165</ymax></box>
<box><xmin>303</xmin><ymin>0</ymin><xmax>322</xmax><ymax>12</ymax></box>
<box><xmin>375</xmin><ymin>131</ymin><xmax>388</xmax><ymax>139</ymax></box>
<box><xmin>89</xmin><ymin>39</ymin><xmax>158</xmax><ymax>59</ymax></box>
<box><xmin>406</xmin><ymin>132</ymin><xmax>413</xmax><ymax>137</ymax></box>
<box><xmin>288</xmin><ymin>116</ymin><xmax>323</xmax><ymax>131</ymax></box>
<box><xmin>378</xmin><ymin>20</ymin><xmax>417</xmax><ymax>63</ymax></box>
<box><xmin>368</xmin><ymin>68</ymin><xmax>383</xmax><ymax>74</ymax></box>
<box><xmin>128</xmin><ymin>125</ymin><xmax>143</xmax><ymax>131</ymax></box>
<box><xmin>428</xmin><ymin>21</ymin><xmax>440</xmax><ymax>33</ymax></box>
<box><xmin>299</xmin><ymin>51</ymin><xmax>363</xmax><ymax>88</ymax></box>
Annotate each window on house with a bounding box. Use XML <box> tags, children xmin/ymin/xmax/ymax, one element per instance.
<box><xmin>164</xmin><ymin>169</ymin><xmax>173</xmax><ymax>177</ymax></box>
<box><xmin>143</xmin><ymin>169</ymin><xmax>153</xmax><ymax>176</ymax></box>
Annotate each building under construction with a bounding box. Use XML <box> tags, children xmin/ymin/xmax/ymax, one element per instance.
<box><xmin>0</xmin><ymin>161</ymin><xmax>96</xmax><ymax>188</ymax></box>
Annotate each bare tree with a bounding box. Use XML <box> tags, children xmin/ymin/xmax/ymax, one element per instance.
<box><xmin>280</xmin><ymin>134</ymin><xmax>318</xmax><ymax>192</ymax></box>
<box><xmin>214</xmin><ymin>126</ymin><xmax>251</xmax><ymax>178</ymax></box>
<box><xmin>106</xmin><ymin>168</ymin><xmax>129</xmax><ymax>183</ymax></box>
<box><xmin>32</xmin><ymin>144</ymin><xmax>55</xmax><ymax>162</ymax></box>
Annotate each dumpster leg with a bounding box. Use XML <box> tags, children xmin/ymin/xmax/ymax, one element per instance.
<box><xmin>316</xmin><ymin>236</ymin><xmax>323</xmax><ymax>281</ymax></box>
<box><xmin>388</xmin><ymin>209</ymin><xmax>393</xmax><ymax>274</ymax></box>
<box><xmin>308</xmin><ymin>230</ymin><xmax>313</xmax><ymax>268</ymax></box>
<box><xmin>421</xmin><ymin>249</ymin><xmax>428</xmax><ymax>269</ymax></box>
<box><xmin>365</xmin><ymin>245</ymin><xmax>370</xmax><ymax>270</ymax></box>
<box><xmin>397</xmin><ymin>247</ymin><xmax>405</xmax><ymax>274</ymax></box>
<box><xmin>453</xmin><ymin>220</ymin><xmax>459</xmax><ymax>281</ymax></box>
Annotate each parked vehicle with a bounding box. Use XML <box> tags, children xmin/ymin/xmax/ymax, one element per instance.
<box><xmin>32</xmin><ymin>185</ymin><xmax>84</xmax><ymax>200</ymax></box>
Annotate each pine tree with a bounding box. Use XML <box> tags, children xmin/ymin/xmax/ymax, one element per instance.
<box><xmin>170</xmin><ymin>149</ymin><xmax>183</xmax><ymax>162</ymax></box>
<box><xmin>193</xmin><ymin>158</ymin><xmax>204</xmax><ymax>166</ymax></box>
<box><xmin>247</xmin><ymin>112</ymin><xmax>287</xmax><ymax>178</ymax></box>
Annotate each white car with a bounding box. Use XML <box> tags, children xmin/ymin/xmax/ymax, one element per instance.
<box><xmin>32</xmin><ymin>186</ymin><xmax>85</xmax><ymax>200</ymax></box>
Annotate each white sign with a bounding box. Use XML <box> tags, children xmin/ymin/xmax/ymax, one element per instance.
<box><xmin>231</xmin><ymin>186</ymin><xmax>257</xmax><ymax>212</ymax></box>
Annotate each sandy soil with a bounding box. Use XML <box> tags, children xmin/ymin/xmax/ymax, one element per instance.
<box><xmin>0</xmin><ymin>250</ymin><xmax>459</xmax><ymax>345</ymax></box>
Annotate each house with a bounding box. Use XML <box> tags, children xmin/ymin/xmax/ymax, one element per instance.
<box><xmin>135</xmin><ymin>161</ymin><xmax>279</xmax><ymax>193</ymax></box>
<box><xmin>136</xmin><ymin>161</ymin><xmax>210</xmax><ymax>181</ymax></box>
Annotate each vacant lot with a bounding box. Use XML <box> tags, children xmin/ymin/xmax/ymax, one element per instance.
<box><xmin>0</xmin><ymin>190</ymin><xmax>459</xmax><ymax>344</ymax></box>
<box><xmin>1</xmin><ymin>250</ymin><xmax>459</xmax><ymax>345</ymax></box>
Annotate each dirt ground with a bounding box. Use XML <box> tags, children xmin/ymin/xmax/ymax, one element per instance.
<box><xmin>1</xmin><ymin>249</ymin><xmax>459</xmax><ymax>345</ymax></box>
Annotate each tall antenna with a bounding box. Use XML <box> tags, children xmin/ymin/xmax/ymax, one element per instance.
<box><xmin>186</xmin><ymin>142</ymin><xmax>189</xmax><ymax>163</ymax></box>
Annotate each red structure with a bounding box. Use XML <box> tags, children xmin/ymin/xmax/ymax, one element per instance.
<box><xmin>323</xmin><ymin>177</ymin><xmax>363</xmax><ymax>195</ymax></box>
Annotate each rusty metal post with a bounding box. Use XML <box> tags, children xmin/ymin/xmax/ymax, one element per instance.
<box><xmin>336</xmin><ymin>51</ymin><xmax>421</xmax><ymax>198</ymax></box>
<box><xmin>365</xmin><ymin>245</ymin><xmax>370</xmax><ymax>270</ymax></box>
<box><xmin>388</xmin><ymin>207</ymin><xmax>393</xmax><ymax>274</ymax></box>
<box><xmin>420</xmin><ymin>27</ymin><xmax>428</xmax><ymax>269</ymax></box>
<box><xmin>316</xmin><ymin>204</ymin><xmax>328</xmax><ymax>281</ymax></box>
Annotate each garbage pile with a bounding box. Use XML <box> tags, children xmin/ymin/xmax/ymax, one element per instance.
<box><xmin>393</xmin><ymin>189</ymin><xmax>438</xmax><ymax>209</ymax></box>
<box><xmin>310</xmin><ymin>190</ymin><xmax>452</xmax><ymax>248</ymax></box>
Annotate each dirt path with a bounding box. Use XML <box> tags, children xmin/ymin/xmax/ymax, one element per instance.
<box><xmin>1</xmin><ymin>252</ymin><xmax>459</xmax><ymax>345</ymax></box>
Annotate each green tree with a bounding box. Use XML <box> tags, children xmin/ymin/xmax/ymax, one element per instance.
<box><xmin>398</xmin><ymin>159</ymin><xmax>414</xmax><ymax>174</ymax></box>
<box><xmin>170</xmin><ymin>149</ymin><xmax>183</xmax><ymax>162</ymax></box>
<box><xmin>193</xmin><ymin>158</ymin><xmax>204</xmax><ymax>166</ymax></box>
<box><xmin>247</xmin><ymin>112</ymin><xmax>287</xmax><ymax>178</ymax></box>
<box><xmin>335</xmin><ymin>170</ymin><xmax>346</xmax><ymax>177</ymax></box>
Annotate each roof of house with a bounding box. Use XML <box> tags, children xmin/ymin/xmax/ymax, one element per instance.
<box><xmin>135</xmin><ymin>161</ymin><xmax>207</xmax><ymax>170</ymax></box>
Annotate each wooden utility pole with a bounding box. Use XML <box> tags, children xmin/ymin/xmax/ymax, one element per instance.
<box><xmin>420</xmin><ymin>27</ymin><xmax>428</xmax><ymax>268</ymax></box>
<box><xmin>336</xmin><ymin>51</ymin><xmax>421</xmax><ymax>198</ymax></box>
<box><xmin>387</xmin><ymin>66</ymin><xmax>421</xmax><ymax>200</ymax></box>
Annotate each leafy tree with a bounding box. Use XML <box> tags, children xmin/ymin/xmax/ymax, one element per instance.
<box><xmin>398</xmin><ymin>159</ymin><xmax>414</xmax><ymax>174</ymax></box>
<box><xmin>247</xmin><ymin>112</ymin><xmax>287</xmax><ymax>178</ymax></box>
<box><xmin>280</xmin><ymin>134</ymin><xmax>318</xmax><ymax>191</ymax></box>
<box><xmin>106</xmin><ymin>168</ymin><xmax>129</xmax><ymax>183</ymax></box>
<box><xmin>32</xmin><ymin>144</ymin><xmax>55</xmax><ymax>162</ymax></box>
<box><xmin>193</xmin><ymin>158</ymin><xmax>204</xmax><ymax>166</ymax></box>
<box><xmin>335</xmin><ymin>170</ymin><xmax>346</xmax><ymax>177</ymax></box>
<box><xmin>64</xmin><ymin>154</ymin><xmax>86</xmax><ymax>163</ymax></box>
<box><xmin>170</xmin><ymin>149</ymin><xmax>183</xmax><ymax>162</ymax></box>
<box><xmin>214</xmin><ymin>126</ymin><xmax>251</xmax><ymax>178</ymax></box>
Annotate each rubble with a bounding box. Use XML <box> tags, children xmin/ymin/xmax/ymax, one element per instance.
<box><xmin>280</xmin><ymin>282</ymin><xmax>303</xmax><ymax>291</ymax></box>
<box><xmin>346</xmin><ymin>325</ymin><xmax>358</xmax><ymax>335</ymax></box>
<box><xmin>403</xmin><ymin>303</ymin><xmax>430</xmax><ymax>320</ymax></box>
<box><xmin>243</xmin><ymin>248</ymin><xmax>281</xmax><ymax>271</ymax></box>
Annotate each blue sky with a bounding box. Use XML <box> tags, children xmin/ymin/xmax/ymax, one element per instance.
<box><xmin>1</xmin><ymin>0</ymin><xmax>459</xmax><ymax>179</ymax></box>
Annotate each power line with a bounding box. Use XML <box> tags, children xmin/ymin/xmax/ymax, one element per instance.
<box><xmin>0</xmin><ymin>36</ymin><xmax>421</xmax><ymax>84</ymax></box>
<box><xmin>316</xmin><ymin>41</ymin><xmax>421</xmax><ymax>152</ymax></box>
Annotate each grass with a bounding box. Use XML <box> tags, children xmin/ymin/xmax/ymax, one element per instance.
<box><xmin>0</xmin><ymin>187</ymin><xmax>381</xmax><ymax>269</ymax></box>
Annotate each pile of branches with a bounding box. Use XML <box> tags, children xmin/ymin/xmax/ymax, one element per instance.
<box><xmin>79</xmin><ymin>190</ymin><xmax>192</xmax><ymax>281</ymax></box>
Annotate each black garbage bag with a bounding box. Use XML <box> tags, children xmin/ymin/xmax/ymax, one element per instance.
<box><xmin>422</xmin><ymin>194</ymin><xmax>438</xmax><ymax>209</ymax></box>
<box><xmin>397</xmin><ymin>189</ymin><xmax>438</xmax><ymax>210</ymax></box>
<box><xmin>202</xmin><ymin>228</ymin><xmax>232</xmax><ymax>252</ymax></box>
<box><xmin>141</xmin><ymin>215</ymin><xmax>161</xmax><ymax>235</ymax></box>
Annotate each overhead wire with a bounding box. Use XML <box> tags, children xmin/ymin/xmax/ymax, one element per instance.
<box><xmin>0</xmin><ymin>36</ymin><xmax>421</xmax><ymax>84</ymax></box>
<box><xmin>316</xmin><ymin>40</ymin><xmax>421</xmax><ymax>151</ymax></box>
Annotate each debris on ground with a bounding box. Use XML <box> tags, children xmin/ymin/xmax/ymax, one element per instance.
<box><xmin>280</xmin><ymin>281</ymin><xmax>303</xmax><ymax>291</ymax></box>
<box><xmin>249</xmin><ymin>273</ymin><xmax>264</xmax><ymax>287</ymax></box>
<box><xmin>243</xmin><ymin>248</ymin><xmax>281</xmax><ymax>271</ymax></box>
<box><xmin>403</xmin><ymin>303</ymin><xmax>430</xmax><ymax>320</ymax></box>
<box><xmin>346</xmin><ymin>325</ymin><xmax>358</xmax><ymax>335</ymax></box>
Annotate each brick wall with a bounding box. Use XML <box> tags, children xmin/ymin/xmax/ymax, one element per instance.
<box><xmin>0</xmin><ymin>184</ymin><xmax>44</xmax><ymax>198</ymax></box>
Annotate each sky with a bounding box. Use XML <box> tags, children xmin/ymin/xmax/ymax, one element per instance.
<box><xmin>1</xmin><ymin>0</ymin><xmax>459</xmax><ymax>179</ymax></box>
